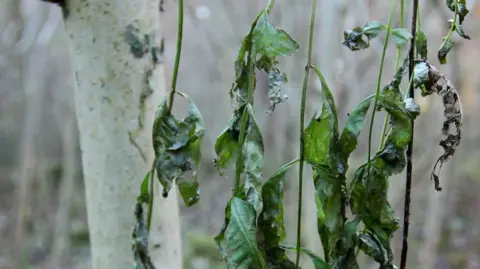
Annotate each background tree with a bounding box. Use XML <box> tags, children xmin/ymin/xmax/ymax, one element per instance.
<box><xmin>64</xmin><ymin>1</ymin><xmax>182</xmax><ymax>268</ymax></box>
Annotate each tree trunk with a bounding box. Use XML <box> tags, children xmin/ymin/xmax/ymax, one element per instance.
<box><xmin>64</xmin><ymin>1</ymin><xmax>183</xmax><ymax>268</ymax></box>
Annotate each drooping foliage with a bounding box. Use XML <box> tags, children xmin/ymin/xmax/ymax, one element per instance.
<box><xmin>213</xmin><ymin>2</ymin><xmax>301</xmax><ymax>267</ymax></box>
<box><xmin>129</xmin><ymin>0</ymin><xmax>470</xmax><ymax>268</ymax></box>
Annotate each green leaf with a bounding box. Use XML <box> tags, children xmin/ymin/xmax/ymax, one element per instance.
<box><xmin>357</xmin><ymin>231</ymin><xmax>387</xmax><ymax>265</ymax></box>
<box><xmin>137</xmin><ymin>172</ymin><xmax>150</xmax><ymax>203</ymax></box>
<box><xmin>415</xmin><ymin>28</ymin><xmax>428</xmax><ymax>59</ymax></box>
<box><xmin>259</xmin><ymin>159</ymin><xmax>299</xmax><ymax>263</ymax></box>
<box><xmin>230</xmin><ymin>33</ymin><xmax>254</xmax><ymax>102</ymax></box>
<box><xmin>311</xmin><ymin>66</ymin><xmax>339</xmax><ymax>126</ymax></box>
<box><xmin>330</xmin><ymin>248</ymin><xmax>359</xmax><ymax>269</ymax></box>
<box><xmin>451</xmin><ymin>20</ymin><xmax>471</xmax><ymax>40</ymax></box>
<box><xmin>304</xmin><ymin>112</ymin><xmax>334</xmax><ymax>166</ymax></box>
<box><xmin>311</xmin><ymin>165</ymin><xmax>343</xmax><ymax>261</ymax></box>
<box><xmin>224</xmin><ymin>198</ymin><xmax>268</xmax><ymax>269</ymax></box>
<box><xmin>214</xmin><ymin>109</ymin><xmax>242</xmax><ymax>169</ymax></box>
<box><xmin>152</xmin><ymin>92</ymin><xmax>204</xmax><ymax>206</ymax></box>
<box><xmin>252</xmin><ymin>11</ymin><xmax>300</xmax><ymax>59</ymax></box>
<box><xmin>391</xmin><ymin>28</ymin><xmax>413</xmax><ymax>47</ymax></box>
<box><xmin>305</xmin><ymin>66</ymin><xmax>339</xmax><ymax>168</ymax></box>
<box><xmin>177</xmin><ymin>181</ymin><xmax>200</xmax><ymax>207</ymax></box>
<box><xmin>338</xmin><ymin>96</ymin><xmax>373</xmax><ymax>168</ymax></box>
<box><xmin>342</xmin><ymin>218</ymin><xmax>361</xmax><ymax>249</ymax></box>
<box><xmin>438</xmin><ymin>37</ymin><xmax>453</xmax><ymax>64</ymax></box>
<box><xmin>350</xmin><ymin>164</ymin><xmax>399</xmax><ymax>241</ymax></box>
<box><xmin>343</xmin><ymin>27</ymin><xmax>369</xmax><ymax>51</ymax></box>
<box><xmin>214</xmin><ymin>198</ymin><xmax>232</xmax><ymax>257</ymax></box>
<box><xmin>378</xmin><ymin>97</ymin><xmax>412</xmax><ymax>153</ymax></box>
<box><xmin>349</xmin><ymin>163</ymin><xmax>399</xmax><ymax>266</ymax></box>
<box><xmin>362</xmin><ymin>21</ymin><xmax>387</xmax><ymax>38</ymax></box>
<box><xmin>342</xmin><ymin>21</ymin><xmax>387</xmax><ymax>51</ymax></box>
<box><xmin>457</xmin><ymin>1</ymin><xmax>469</xmax><ymax>24</ymax></box>
<box><xmin>243</xmin><ymin>104</ymin><xmax>265</xmax><ymax>213</ymax></box>
<box><xmin>446</xmin><ymin>0</ymin><xmax>469</xmax><ymax>24</ymax></box>
<box><xmin>281</xmin><ymin>245</ymin><xmax>330</xmax><ymax>269</ymax></box>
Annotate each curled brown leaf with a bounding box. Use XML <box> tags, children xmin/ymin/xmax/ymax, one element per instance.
<box><xmin>414</xmin><ymin>60</ymin><xmax>463</xmax><ymax>191</ymax></box>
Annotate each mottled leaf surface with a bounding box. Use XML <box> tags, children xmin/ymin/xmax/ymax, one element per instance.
<box><xmin>342</xmin><ymin>21</ymin><xmax>386</xmax><ymax>51</ymax></box>
<box><xmin>214</xmin><ymin>109</ymin><xmax>242</xmax><ymax>170</ymax></box>
<box><xmin>415</xmin><ymin>28</ymin><xmax>428</xmax><ymax>59</ymax></box>
<box><xmin>243</xmin><ymin>105</ymin><xmax>265</xmax><ymax>213</ymax></box>
<box><xmin>391</xmin><ymin>28</ymin><xmax>413</xmax><ymax>47</ymax></box>
<box><xmin>349</xmin><ymin>96</ymin><xmax>414</xmax><ymax>266</ymax></box>
<box><xmin>259</xmin><ymin>159</ymin><xmax>298</xmax><ymax>265</ymax></box>
<box><xmin>224</xmin><ymin>198</ymin><xmax>268</xmax><ymax>269</ymax></box>
<box><xmin>339</xmin><ymin>96</ymin><xmax>373</xmax><ymax>168</ymax></box>
<box><xmin>152</xmin><ymin>92</ymin><xmax>204</xmax><ymax>206</ymax></box>
<box><xmin>252</xmin><ymin>11</ymin><xmax>300</xmax><ymax>59</ymax></box>
<box><xmin>438</xmin><ymin>37</ymin><xmax>453</xmax><ymax>64</ymax></box>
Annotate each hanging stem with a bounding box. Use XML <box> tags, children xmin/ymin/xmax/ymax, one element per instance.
<box><xmin>367</xmin><ymin>0</ymin><xmax>397</xmax><ymax>166</ymax></box>
<box><xmin>400</xmin><ymin>0</ymin><xmax>419</xmax><ymax>268</ymax></box>
<box><xmin>266</xmin><ymin>0</ymin><xmax>276</xmax><ymax>13</ymax></box>
<box><xmin>379</xmin><ymin>0</ymin><xmax>405</xmax><ymax>150</ymax></box>
<box><xmin>146</xmin><ymin>160</ymin><xmax>156</xmax><ymax>232</ymax></box>
<box><xmin>295</xmin><ymin>0</ymin><xmax>317</xmax><ymax>267</ymax></box>
<box><xmin>167</xmin><ymin>0</ymin><xmax>184</xmax><ymax>113</ymax></box>
<box><xmin>233</xmin><ymin>49</ymin><xmax>257</xmax><ymax>195</ymax></box>
<box><xmin>439</xmin><ymin>1</ymin><xmax>458</xmax><ymax>56</ymax></box>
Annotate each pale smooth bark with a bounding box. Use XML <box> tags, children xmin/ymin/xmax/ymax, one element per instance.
<box><xmin>65</xmin><ymin>1</ymin><xmax>182</xmax><ymax>268</ymax></box>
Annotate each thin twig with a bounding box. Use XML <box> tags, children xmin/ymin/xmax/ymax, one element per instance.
<box><xmin>167</xmin><ymin>0</ymin><xmax>184</xmax><ymax>113</ymax></box>
<box><xmin>400</xmin><ymin>0</ymin><xmax>419</xmax><ymax>268</ymax></box>
<box><xmin>367</xmin><ymin>0</ymin><xmax>397</xmax><ymax>167</ymax></box>
<box><xmin>379</xmin><ymin>0</ymin><xmax>405</xmax><ymax>150</ymax></box>
<box><xmin>146</xmin><ymin>160</ymin><xmax>156</xmax><ymax>232</ymax></box>
<box><xmin>295</xmin><ymin>0</ymin><xmax>317</xmax><ymax>267</ymax></box>
<box><xmin>233</xmin><ymin>49</ymin><xmax>257</xmax><ymax>195</ymax></box>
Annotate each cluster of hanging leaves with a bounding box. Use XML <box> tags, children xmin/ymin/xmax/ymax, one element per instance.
<box><xmin>301</xmin><ymin>66</ymin><xmax>364</xmax><ymax>268</ymax></box>
<box><xmin>290</xmin><ymin>61</ymin><xmax>416</xmax><ymax>268</ymax></box>
<box><xmin>151</xmin><ymin>92</ymin><xmax>205</xmax><ymax>206</ymax></box>
<box><xmin>213</xmin><ymin>3</ymin><xmax>301</xmax><ymax>268</ymax></box>
<box><xmin>413</xmin><ymin>60</ymin><xmax>463</xmax><ymax>190</ymax></box>
<box><xmin>342</xmin><ymin>21</ymin><xmax>412</xmax><ymax>51</ymax></box>
<box><xmin>438</xmin><ymin>0</ymin><xmax>471</xmax><ymax>64</ymax></box>
<box><xmin>349</xmin><ymin>75</ymin><xmax>419</xmax><ymax>268</ymax></box>
<box><xmin>131</xmin><ymin>92</ymin><xmax>205</xmax><ymax>267</ymax></box>
<box><xmin>331</xmin><ymin>10</ymin><xmax>466</xmax><ymax>267</ymax></box>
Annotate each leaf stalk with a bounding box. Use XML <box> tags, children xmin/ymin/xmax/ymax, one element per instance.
<box><xmin>167</xmin><ymin>0</ymin><xmax>184</xmax><ymax>113</ymax></box>
<box><xmin>296</xmin><ymin>0</ymin><xmax>317</xmax><ymax>267</ymax></box>
<box><xmin>367</xmin><ymin>0</ymin><xmax>397</xmax><ymax>166</ymax></box>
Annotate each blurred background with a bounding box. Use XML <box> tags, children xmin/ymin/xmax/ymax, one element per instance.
<box><xmin>1</xmin><ymin>0</ymin><xmax>480</xmax><ymax>268</ymax></box>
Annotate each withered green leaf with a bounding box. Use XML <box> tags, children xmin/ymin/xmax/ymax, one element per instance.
<box><xmin>438</xmin><ymin>37</ymin><xmax>453</xmax><ymax>64</ymax></box>
<box><xmin>415</xmin><ymin>28</ymin><xmax>428</xmax><ymax>59</ymax></box>
<box><xmin>152</xmin><ymin>92</ymin><xmax>204</xmax><ymax>206</ymax></box>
